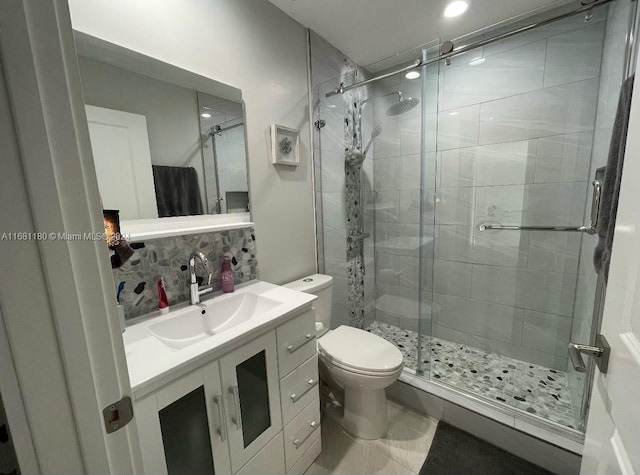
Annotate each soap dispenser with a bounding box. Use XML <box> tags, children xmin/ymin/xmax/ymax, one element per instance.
<box><xmin>221</xmin><ymin>256</ymin><xmax>234</xmax><ymax>293</ymax></box>
<box><xmin>157</xmin><ymin>277</ymin><xmax>169</xmax><ymax>314</ymax></box>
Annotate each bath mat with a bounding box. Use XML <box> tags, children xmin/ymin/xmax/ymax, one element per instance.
<box><xmin>420</xmin><ymin>422</ymin><xmax>552</xmax><ymax>475</ymax></box>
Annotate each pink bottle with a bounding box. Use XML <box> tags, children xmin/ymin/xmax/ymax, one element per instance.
<box><xmin>221</xmin><ymin>256</ymin><xmax>234</xmax><ymax>293</ymax></box>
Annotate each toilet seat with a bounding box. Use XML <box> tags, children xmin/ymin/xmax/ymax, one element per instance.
<box><xmin>317</xmin><ymin>325</ymin><xmax>403</xmax><ymax>375</ymax></box>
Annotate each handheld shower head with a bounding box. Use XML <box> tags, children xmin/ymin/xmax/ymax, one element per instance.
<box><xmin>363</xmin><ymin>125</ymin><xmax>383</xmax><ymax>157</ymax></box>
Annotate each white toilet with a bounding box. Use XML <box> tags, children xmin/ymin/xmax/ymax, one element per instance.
<box><xmin>285</xmin><ymin>274</ymin><xmax>403</xmax><ymax>440</ymax></box>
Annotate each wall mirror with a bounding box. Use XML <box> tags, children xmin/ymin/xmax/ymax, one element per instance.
<box><xmin>74</xmin><ymin>32</ymin><xmax>250</xmax><ymax>222</ymax></box>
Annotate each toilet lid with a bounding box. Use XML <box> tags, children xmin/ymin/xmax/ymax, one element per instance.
<box><xmin>318</xmin><ymin>325</ymin><xmax>403</xmax><ymax>373</ymax></box>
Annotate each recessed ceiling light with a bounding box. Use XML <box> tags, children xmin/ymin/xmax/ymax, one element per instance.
<box><xmin>468</xmin><ymin>57</ymin><xmax>485</xmax><ymax>66</ymax></box>
<box><xmin>444</xmin><ymin>1</ymin><xmax>468</xmax><ymax>18</ymax></box>
<box><xmin>201</xmin><ymin>113</ymin><xmax>212</xmax><ymax>118</ymax></box>
<box><xmin>405</xmin><ymin>71</ymin><xmax>421</xmax><ymax>80</ymax></box>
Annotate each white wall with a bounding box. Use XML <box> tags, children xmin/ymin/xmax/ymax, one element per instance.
<box><xmin>68</xmin><ymin>0</ymin><xmax>316</xmax><ymax>284</ymax></box>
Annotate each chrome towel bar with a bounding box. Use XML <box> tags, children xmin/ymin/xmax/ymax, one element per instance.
<box><xmin>478</xmin><ymin>224</ymin><xmax>595</xmax><ymax>233</ymax></box>
<box><xmin>479</xmin><ymin>178</ymin><xmax>602</xmax><ymax>235</ymax></box>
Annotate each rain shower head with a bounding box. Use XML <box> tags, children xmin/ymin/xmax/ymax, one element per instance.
<box><xmin>362</xmin><ymin>91</ymin><xmax>420</xmax><ymax>116</ymax></box>
<box><xmin>386</xmin><ymin>97</ymin><xmax>420</xmax><ymax>116</ymax></box>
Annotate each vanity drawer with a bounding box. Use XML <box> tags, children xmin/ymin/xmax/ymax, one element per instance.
<box><xmin>280</xmin><ymin>355</ymin><xmax>319</xmax><ymax>425</ymax></box>
<box><xmin>283</xmin><ymin>398</ymin><xmax>321</xmax><ymax>472</ymax></box>
<box><xmin>287</xmin><ymin>436</ymin><xmax>321</xmax><ymax>475</ymax></box>
<box><xmin>236</xmin><ymin>431</ymin><xmax>285</xmax><ymax>475</ymax></box>
<box><xmin>276</xmin><ymin>309</ymin><xmax>316</xmax><ymax>377</ymax></box>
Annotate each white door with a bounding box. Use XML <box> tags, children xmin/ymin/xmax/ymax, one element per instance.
<box><xmin>581</xmin><ymin>74</ymin><xmax>640</xmax><ymax>472</ymax></box>
<box><xmin>85</xmin><ymin>105</ymin><xmax>158</xmax><ymax>219</ymax></box>
<box><xmin>0</xmin><ymin>1</ymin><xmax>142</xmax><ymax>473</ymax></box>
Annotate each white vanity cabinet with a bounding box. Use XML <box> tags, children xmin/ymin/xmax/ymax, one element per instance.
<box><xmin>133</xmin><ymin>307</ymin><xmax>320</xmax><ymax>475</ymax></box>
<box><xmin>219</xmin><ymin>331</ymin><xmax>282</xmax><ymax>472</ymax></box>
<box><xmin>134</xmin><ymin>361</ymin><xmax>233</xmax><ymax>474</ymax></box>
<box><xmin>275</xmin><ymin>309</ymin><xmax>321</xmax><ymax>474</ymax></box>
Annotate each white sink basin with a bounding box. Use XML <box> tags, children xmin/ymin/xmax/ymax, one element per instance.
<box><xmin>147</xmin><ymin>292</ymin><xmax>281</xmax><ymax>350</ymax></box>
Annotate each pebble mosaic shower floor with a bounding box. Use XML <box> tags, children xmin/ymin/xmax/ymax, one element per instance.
<box><xmin>365</xmin><ymin>321</ymin><xmax>579</xmax><ymax>429</ymax></box>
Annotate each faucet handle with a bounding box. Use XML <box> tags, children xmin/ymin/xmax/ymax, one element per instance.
<box><xmin>189</xmin><ymin>250</ymin><xmax>212</xmax><ymax>289</ymax></box>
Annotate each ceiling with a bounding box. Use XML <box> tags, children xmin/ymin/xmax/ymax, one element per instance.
<box><xmin>268</xmin><ymin>0</ymin><xmax>573</xmax><ymax>67</ymax></box>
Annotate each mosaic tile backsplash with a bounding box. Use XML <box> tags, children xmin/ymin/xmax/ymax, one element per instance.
<box><xmin>113</xmin><ymin>227</ymin><xmax>258</xmax><ymax>319</ymax></box>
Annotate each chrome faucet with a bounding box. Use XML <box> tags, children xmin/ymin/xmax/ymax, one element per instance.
<box><xmin>189</xmin><ymin>251</ymin><xmax>213</xmax><ymax>304</ymax></box>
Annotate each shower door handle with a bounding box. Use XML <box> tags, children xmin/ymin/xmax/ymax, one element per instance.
<box><xmin>568</xmin><ymin>334</ymin><xmax>610</xmax><ymax>374</ymax></box>
<box><xmin>479</xmin><ymin>179</ymin><xmax>604</xmax><ymax>234</ymax></box>
<box><xmin>589</xmin><ymin>179</ymin><xmax>602</xmax><ymax>232</ymax></box>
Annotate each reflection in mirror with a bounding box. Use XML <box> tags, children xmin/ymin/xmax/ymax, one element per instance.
<box><xmin>198</xmin><ymin>93</ymin><xmax>249</xmax><ymax>214</ymax></box>
<box><xmin>74</xmin><ymin>33</ymin><xmax>250</xmax><ymax>220</ymax></box>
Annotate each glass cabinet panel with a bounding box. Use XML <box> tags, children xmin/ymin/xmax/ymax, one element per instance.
<box><xmin>220</xmin><ymin>330</ymin><xmax>281</xmax><ymax>472</ymax></box>
<box><xmin>236</xmin><ymin>350</ymin><xmax>271</xmax><ymax>447</ymax></box>
<box><xmin>159</xmin><ymin>386</ymin><xmax>215</xmax><ymax>474</ymax></box>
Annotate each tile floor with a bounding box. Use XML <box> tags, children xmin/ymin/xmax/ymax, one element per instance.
<box><xmin>366</xmin><ymin>321</ymin><xmax>579</xmax><ymax>429</ymax></box>
<box><xmin>305</xmin><ymin>400</ymin><xmax>438</xmax><ymax>475</ymax></box>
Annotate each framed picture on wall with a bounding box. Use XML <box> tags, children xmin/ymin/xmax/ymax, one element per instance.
<box><xmin>271</xmin><ymin>124</ymin><xmax>299</xmax><ymax>166</ymax></box>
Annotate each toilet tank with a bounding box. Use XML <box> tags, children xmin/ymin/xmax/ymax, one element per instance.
<box><xmin>284</xmin><ymin>274</ymin><xmax>333</xmax><ymax>336</ymax></box>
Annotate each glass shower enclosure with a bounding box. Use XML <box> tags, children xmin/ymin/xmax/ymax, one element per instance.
<box><xmin>313</xmin><ymin>0</ymin><xmax>638</xmax><ymax>434</ymax></box>
<box><xmin>198</xmin><ymin>92</ymin><xmax>249</xmax><ymax>214</ymax></box>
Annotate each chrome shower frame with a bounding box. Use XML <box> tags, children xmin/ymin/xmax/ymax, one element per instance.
<box><xmin>326</xmin><ymin>0</ymin><xmax>616</xmax><ymax>98</ymax></box>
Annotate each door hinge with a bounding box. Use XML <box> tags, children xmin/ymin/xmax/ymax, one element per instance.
<box><xmin>102</xmin><ymin>396</ymin><xmax>134</xmax><ymax>434</ymax></box>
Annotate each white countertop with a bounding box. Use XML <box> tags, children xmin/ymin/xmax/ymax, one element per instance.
<box><xmin>124</xmin><ymin>280</ymin><xmax>315</xmax><ymax>399</ymax></box>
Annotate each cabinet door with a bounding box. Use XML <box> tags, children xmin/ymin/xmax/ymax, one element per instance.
<box><xmin>135</xmin><ymin>368</ymin><xmax>231</xmax><ymax>475</ymax></box>
<box><xmin>202</xmin><ymin>360</ymin><xmax>232</xmax><ymax>474</ymax></box>
<box><xmin>219</xmin><ymin>331</ymin><xmax>282</xmax><ymax>471</ymax></box>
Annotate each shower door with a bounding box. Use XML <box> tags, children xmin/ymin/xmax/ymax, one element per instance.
<box><xmin>311</xmin><ymin>0</ymin><xmax>637</xmax><ymax>433</ymax></box>
<box><xmin>314</xmin><ymin>71</ymin><xmax>378</xmax><ymax>333</ymax></box>
<box><xmin>427</xmin><ymin>1</ymin><xmax>636</xmax><ymax>431</ymax></box>
<box><xmin>312</xmin><ymin>40</ymin><xmax>439</xmax><ymax>378</ymax></box>
<box><xmin>197</xmin><ymin>91</ymin><xmax>248</xmax><ymax>215</ymax></box>
<box><xmin>211</xmin><ymin>122</ymin><xmax>248</xmax><ymax>214</ymax></box>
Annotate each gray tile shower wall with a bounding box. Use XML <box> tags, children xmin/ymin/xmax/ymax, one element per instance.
<box><xmin>372</xmin><ymin>11</ymin><xmax>607</xmax><ymax>370</ymax></box>
<box><xmin>113</xmin><ymin>227</ymin><xmax>257</xmax><ymax>319</ymax></box>
<box><xmin>310</xmin><ymin>30</ymin><xmax>377</xmax><ymax>330</ymax></box>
